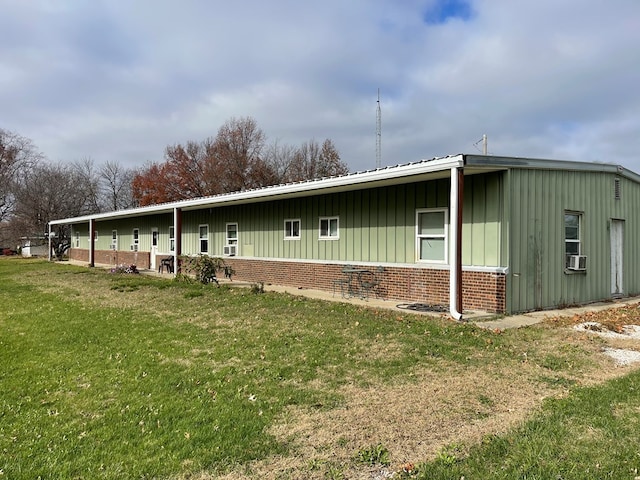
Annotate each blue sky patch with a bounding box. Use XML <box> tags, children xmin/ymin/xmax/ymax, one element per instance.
<box><xmin>423</xmin><ymin>0</ymin><xmax>473</xmax><ymax>24</ymax></box>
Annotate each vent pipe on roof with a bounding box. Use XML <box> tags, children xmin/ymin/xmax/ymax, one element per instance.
<box><xmin>449</xmin><ymin>167</ymin><xmax>464</xmax><ymax>321</ymax></box>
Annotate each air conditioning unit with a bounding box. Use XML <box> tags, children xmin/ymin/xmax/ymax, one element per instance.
<box><xmin>567</xmin><ymin>255</ymin><xmax>587</xmax><ymax>271</ymax></box>
<box><xmin>130</xmin><ymin>244</ymin><xmax>138</xmax><ymax>252</ymax></box>
<box><xmin>223</xmin><ymin>245</ymin><xmax>237</xmax><ymax>256</ymax></box>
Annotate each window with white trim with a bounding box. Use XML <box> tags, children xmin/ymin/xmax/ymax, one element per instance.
<box><xmin>284</xmin><ymin>219</ymin><xmax>301</xmax><ymax>240</ymax></box>
<box><xmin>319</xmin><ymin>217</ymin><xmax>339</xmax><ymax>240</ymax></box>
<box><xmin>199</xmin><ymin>225</ymin><xmax>209</xmax><ymax>254</ymax></box>
<box><xmin>111</xmin><ymin>230</ymin><xmax>118</xmax><ymax>250</ymax></box>
<box><xmin>131</xmin><ymin>228</ymin><xmax>139</xmax><ymax>252</ymax></box>
<box><xmin>169</xmin><ymin>227</ymin><xmax>175</xmax><ymax>252</ymax></box>
<box><xmin>564</xmin><ymin>211</ymin><xmax>582</xmax><ymax>266</ymax></box>
<box><xmin>226</xmin><ymin>223</ymin><xmax>238</xmax><ymax>245</ymax></box>
<box><xmin>416</xmin><ymin>209</ymin><xmax>448</xmax><ymax>263</ymax></box>
<box><xmin>74</xmin><ymin>231</ymin><xmax>79</xmax><ymax>248</ymax></box>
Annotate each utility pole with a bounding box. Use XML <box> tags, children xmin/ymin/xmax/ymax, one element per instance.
<box><xmin>376</xmin><ymin>88</ymin><xmax>381</xmax><ymax>168</ymax></box>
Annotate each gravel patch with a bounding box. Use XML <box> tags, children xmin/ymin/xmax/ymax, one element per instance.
<box><xmin>573</xmin><ymin>322</ymin><xmax>640</xmax><ymax>366</ymax></box>
<box><xmin>602</xmin><ymin>347</ymin><xmax>640</xmax><ymax>366</ymax></box>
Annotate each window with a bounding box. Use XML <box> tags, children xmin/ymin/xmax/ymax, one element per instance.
<box><xmin>111</xmin><ymin>230</ymin><xmax>117</xmax><ymax>250</ymax></box>
<box><xmin>284</xmin><ymin>219</ymin><xmax>301</xmax><ymax>240</ymax></box>
<box><xmin>319</xmin><ymin>217</ymin><xmax>339</xmax><ymax>240</ymax></box>
<box><xmin>565</xmin><ymin>211</ymin><xmax>582</xmax><ymax>266</ymax></box>
<box><xmin>199</xmin><ymin>225</ymin><xmax>208</xmax><ymax>254</ymax></box>
<box><xmin>226</xmin><ymin>223</ymin><xmax>238</xmax><ymax>245</ymax></box>
<box><xmin>93</xmin><ymin>230</ymin><xmax>98</xmax><ymax>241</ymax></box>
<box><xmin>416</xmin><ymin>209</ymin><xmax>448</xmax><ymax>263</ymax></box>
<box><xmin>131</xmin><ymin>228</ymin><xmax>139</xmax><ymax>252</ymax></box>
<box><xmin>169</xmin><ymin>227</ymin><xmax>175</xmax><ymax>252</ymax></box>
<box><xmin>151</xmin><ymin>229</ymin><xmax>158</xmax><ymax>247</ymax></box>
<box><xmin>74</xmin><ymin>231</ymin><xmax>79</xmax><ymax>248</ymax></box>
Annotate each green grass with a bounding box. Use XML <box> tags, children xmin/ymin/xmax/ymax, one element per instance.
<box><xmin>416</xmin><ymin>371</ymin><xmax>640</xmax><ymax>479</ymax></box>
<box><xmin>1</xmin><ymin>258</ymin><xmax>639</xmax><ymax>479</ymax></box>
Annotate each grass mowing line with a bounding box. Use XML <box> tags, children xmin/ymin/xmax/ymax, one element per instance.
<box><xmin>416</xmin><ymin>370</ymin><xmax>640</xmax><ymax>479</ymax></box>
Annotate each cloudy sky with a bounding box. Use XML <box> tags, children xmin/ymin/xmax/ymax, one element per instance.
<box><xmin>2</xmin><ymin>0</ymin><xmax>639</xmax><ymax>173</ymax></box>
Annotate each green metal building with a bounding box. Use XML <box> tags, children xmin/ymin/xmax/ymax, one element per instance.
<box><xmin>50</xmin><ymin>154</ymin><xmax>640</xmax><ymax>317</ymax></box>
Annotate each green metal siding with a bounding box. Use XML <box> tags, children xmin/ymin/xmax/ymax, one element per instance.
<box><xmin>507</xmin><ymin>169</ymin><xmax>640</xmax><ymax>313</ymax></box>
<box><xmin>70</xmin><ymin>172</ymin><xmax>505</xmax><ymax>270</ymax></box>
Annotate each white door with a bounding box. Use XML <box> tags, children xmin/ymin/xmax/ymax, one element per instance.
<box><xmin>610</xmin><ymin>219</ymin><xmax>624</xmax><ymax>296</ymax></box>
<box><xmin>151</xmin><ymin>229</ymin><xmax>159</xmax><ymax>270</ymax></box>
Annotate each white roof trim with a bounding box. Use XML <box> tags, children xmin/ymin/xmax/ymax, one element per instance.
<box><xmin>50</xmin><ymin>155</ymin><xmax>464</xmax><ymax>225</ymax></box>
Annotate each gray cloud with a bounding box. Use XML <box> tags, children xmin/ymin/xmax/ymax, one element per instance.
<box><xmin>1</xmin><ymin>0</ymin><xmax>639</xmax><ymax>173</ymax></box>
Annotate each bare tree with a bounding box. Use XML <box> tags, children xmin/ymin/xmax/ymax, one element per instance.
<box><xmin>12</xmin><ymin>162</ymin><xmax>102</xmax><ymax>258</ymax></box>
<box><xmin>212</xmin><ymin>116</ymin><xmax>268</xmax><ymax>192</ymax></box>
<box><xmin>100</xmin><ymin>160</ymin><xmax>136</xmax><ymax>211</ymax></box>
<box><xmin>287</xmin><ymin>138</ymin><xmax>349</xmax><ymax>182</ymax></box>
<box><xmin>0</xmin><ymin>129</ymin><xmax>42</xmax><ymax>224</ymax></box>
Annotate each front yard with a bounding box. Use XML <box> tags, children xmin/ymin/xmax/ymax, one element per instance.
<box><xmin>1</xmin><ymin>258</ymin><xmax>639</xmax><ymax>479</ymax></box>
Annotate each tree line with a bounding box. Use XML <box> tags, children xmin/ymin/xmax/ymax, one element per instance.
<box><xmin>0</xmin><ymin>118</ymin><xmax>349</xmax><ymax>256</ymax></box>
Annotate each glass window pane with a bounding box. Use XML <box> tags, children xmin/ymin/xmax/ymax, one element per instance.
<box><xmin>199</xmin><ymin>226</ymin><xmax>207</xmax><ymax>238</ymax></box>
<box><xmin>292</xmin><ymin>221</ymin><xmax>299</xmax><ymax>237</ymax></box>
<box><xmin>329</xmin><ymin>219</ymin><xmax>338</xmax><ymax>236</ymax></box>
<box><xmin>565</xmin><ymin>226</ymin><xmax>579</xmax><ymax>240</ymax></box>
<box><xmin>566</xmin><ymin>241</ymin><xmax>579</xmax><ymax>255</ymax></box>
<box><xmin>420</xmin><ymin>238</ymin><xmax>445</xmax><ymax>261</ymax></box>
<box><xmin>200</xmin><ymin>239</ymin><xmax>208</xmax><ymax>253</ymax></box>
<box><xmin>565</xmin><ymin>214</ymin><xmax>579</xmax><ymax>228</ymax></box>
<box><xmin>419</xmin><ymin>212</ymin><xmax>445</xmax><ymax>235</ymax></box>
<box><xmin>320</xmin><ymin>219</ymin><xmax>329</xmax><ymax>237</ymax></box>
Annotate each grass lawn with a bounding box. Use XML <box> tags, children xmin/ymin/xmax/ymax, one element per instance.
<box><xmin>1</xmin><ymin>258</ymin><xmax>639</xmax><ymax>479</ymax></box>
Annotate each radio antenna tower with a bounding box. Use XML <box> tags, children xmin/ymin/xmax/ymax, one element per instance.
<box><xmin>376</xmin><ymin>88</ymin><xmax>382</xmax><ymax>168</ymax></box>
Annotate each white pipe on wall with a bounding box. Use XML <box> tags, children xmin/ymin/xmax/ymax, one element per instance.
<box><xmin>449</xmin><ymin>167</ymin><xmax>463</xmax><ymax>321</ymax></box>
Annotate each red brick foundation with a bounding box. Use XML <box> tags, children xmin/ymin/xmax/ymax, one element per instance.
<box><xmin>69</xmin><ymin>248</ymin><xmax>151</xmax><ymax>270</ymax></box>
<box><xmin>222</xmin><ymin>258</ymin><xmax>506</xmax><ymax>313</ymax></box>
<box><xmin>69</xmin><ymin>249</ymin><xmax>506</xmax><ymax>313</ymax></box>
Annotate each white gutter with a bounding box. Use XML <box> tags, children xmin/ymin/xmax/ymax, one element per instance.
<box><xmin>449</xmin><ymin>166</ymin><xmax>463</xmax><ymax>321</ymax></box>
<box><xmin>48</xmin><ymin>155</ymin><xmax>465</xmax><ymax>225</ymax></box>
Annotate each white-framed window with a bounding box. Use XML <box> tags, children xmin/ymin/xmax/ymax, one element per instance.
<box><xmin>416</xmin><ymin>208</ymin><xmax>448</xmax><ymax>263</ymax></box>
<box><xmin>131</xmin><ymin>228</ymin><xmax>140</xmax><ymax>252</ymax></box>
<box><xmin>151</xmin><ymin>228</ymin><xmax>158</xmax><ymax>248</ymax></box>
<box><xmin>169</xmin><ymin>227</ymin><xmax>175</xmax><ymax>252</ymax></box>
<box><xmin>564</xmin><ymin>211</ymin><xmax>582</xmax><ymax>265</ymax></box>
<box><xmin>74</xmin><ymin>231</ymin><xmax>80</xmax><ymax>248</ymax></box>
<box><xmin>319</xmin><ymin>217</ymin><xmax>339</xmax><ymax>240</ymax></box>
<box><xmin>199</xmin><ymin>225</ymin><xmax>209</xmax><ymax>254</ymax></box>
<box><xmin>284</xmin><ymin>219</ymin><xmax>301</xmax><ymax>240</ymax></box>
<box><xmin>111</xmin><ymin>230</ymin><xmax>118</xmax><ymax>250</ymax></box>
<box><xmin>93</xmin><ymin>230</ymin><xmax>98</xmax><ymax>241</ymax></box>
<box><xmin>226</xmin><ymin>223</ymin><xmax>238</xmax><ymax>245</ymax></box>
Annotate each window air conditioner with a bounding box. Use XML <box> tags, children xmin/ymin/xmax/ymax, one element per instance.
<box><xmin>567</xmin><ymin>255</ymin><xmax>587</xmax><ymax>271</ymax></box>
<box><xmin>130</xmin><ymin>244</ymin><xmax>138</xmax><ymax>252</ymax></box>
<box><xmin>223</xmin><ymin>245</ymin><xmax>237</xmax><ymax>256</ymax></box>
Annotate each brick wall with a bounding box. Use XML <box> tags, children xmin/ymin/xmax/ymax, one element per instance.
<box><xmin>69</xmin><ymin>248</ymin><xmax>151</xmax><ymax>269</ymax></box>
<box><xmin>222</xmin><ymin>258</ymin><xmax>506</xmax><ymax>313</ymax></box>
<box><xmin>68</xmin><ymin>249</ymin><xmax>506</xmax><ymax>312</ymax></box>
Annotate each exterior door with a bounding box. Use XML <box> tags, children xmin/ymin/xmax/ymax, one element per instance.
<box><xmin>151</xmin><ymin>228</ymin><xmax>159</xmax><ymax>270</ymax></box>
<box><xmin>610</xmin><ymin>219</ymin><xmax>624</xmax><ymax>296</ymax></box>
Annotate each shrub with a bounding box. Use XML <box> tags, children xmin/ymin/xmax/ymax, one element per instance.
<box><xmin>180</xmin><ymin>255</ymin><xmax>226</xmax><ymax>285</ymax></box>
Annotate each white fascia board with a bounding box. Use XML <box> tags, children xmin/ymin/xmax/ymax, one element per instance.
<box><xmin>49</xmin><ymin>155</ymin><xmax>464</xmax><ymax>225</ymax></box>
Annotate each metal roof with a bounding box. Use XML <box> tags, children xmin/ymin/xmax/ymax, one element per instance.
<box><xmin>49</xmin><ymin>154</ymin><xmax>638</xmax><ymax>225</ymax></box>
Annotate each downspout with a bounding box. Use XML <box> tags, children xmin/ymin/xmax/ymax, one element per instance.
<box><xmin>449</xmin><ymin>166</ymin><xmax>464</xmax><ymax>320</ymax></box>
<box><xmin>89</xmin><ymin>218</ymin><xmax>95</xmax><ymax>267</ymax></box>
<box><xmin>173</xmin><ymin>207</ymin><xmax>182</xmax><ymax>276</ymax></box>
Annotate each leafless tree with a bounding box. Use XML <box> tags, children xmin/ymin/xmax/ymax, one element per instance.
<box><xmin>0</xmin><ymin>129</ymin><xmax>42</xmax><ymax>224</ymax></box>
<box><xmin>12</xmin><ymin>162</ymin><xmax>102</xmax><ymax>258</ymax></box>
<box><xmin>100</xmin><ymin>160</ymin><xmax>136</xmax><ymax>211</ymax></box>
<box><xmin>287</xmin><ymin>138</ymin><xmax>348</xmax><ymax>182</ymax></box>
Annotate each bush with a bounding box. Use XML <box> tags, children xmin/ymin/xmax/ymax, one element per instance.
<box><xmin>180</xmin><ymin>255</ymin><xmax>226</xmax><ymax>284</ymax></box>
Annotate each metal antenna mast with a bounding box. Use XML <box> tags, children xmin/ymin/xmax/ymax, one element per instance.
<box><xmin>376</xmin><ymin>88</ymin><xmax>381</xmax><ymax>168</ymax></box>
